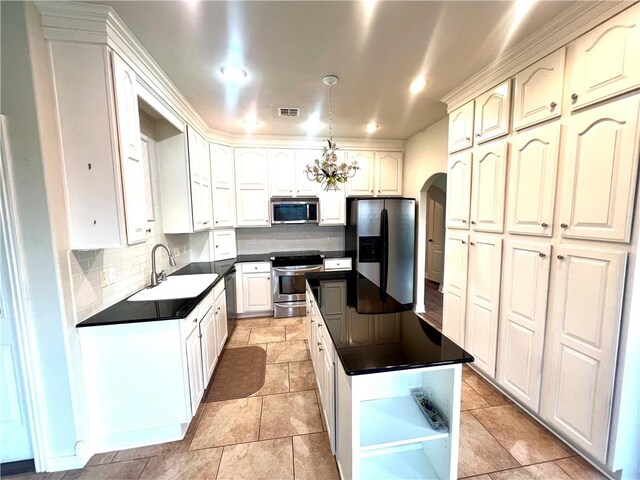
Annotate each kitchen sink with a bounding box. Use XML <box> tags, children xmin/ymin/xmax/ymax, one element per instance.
<box><xmin>127</xmin><ymin>274</ymin><xmax>218</xmax><ymax>301</ymax></box>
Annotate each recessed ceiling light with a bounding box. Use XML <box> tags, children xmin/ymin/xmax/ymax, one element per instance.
<box><xmin>243</xmin><ymin>118</ymin><xmax>261</xmax><ymax>131</ymax></box>
<box><xmin>302</xmin><ymin>114</ymin><xmax>323</xmax><ymax>134</ymax></box>
<box><xmin>220</xmin><ymin>66</ymin><xmax>247</xmax><ymax>82</ymax></box>
<box><xmin>365</xmin><ymin>122</ymin><xmax>379</xmax><ymax>134</ymax></box>
<box><xmin>410</xmin><ymin>76</ymin><xmax>427</xmax><ymax>94</ymax></box>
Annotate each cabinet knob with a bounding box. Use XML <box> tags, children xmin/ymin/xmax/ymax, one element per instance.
<box><xmin>370</xmin><ymin>189</ymin><xmax>373</xmax><ymax>193</ymax></box>
<box><xmin>319</xmin><ymin>346</ymin><xmax>324</xmax><ymax>352</ymax></box>
<box><xmin>193</xmin><ymin>318</ymin><xmax>197</xmax><ymax>323</ymax></box>
<box><xmin>461</xmin><ymin>240</ymin><xmax>466</xmax><ymax>245</ymax></box>
<box><xmin>471</xmin><ymin>220</ymin><xmax>476</xmax><ymax>225</ymax></box>
<box><xmin>541</xmin><ymin>222</ymin><xmax>548</xmax><ymax>228</ymax></box>
<box><xmin>557</xmin><ymin>255</ymin><xmax>565</xmax><ymax>260</ymax></box>
<box><xmin>428</xmin><ymin>239</ymin><xmax>433</xmax><ymax>242</ymax></box>
<box><xmin>461</xmin><ymin>219</ymin><xmax>467</xmax><ymax>223</ymax></box>
<box><xmin>571</xmin><ymin>93</ymin><xmax>578</xmax><ymax>102</ymax></box>
<box><xmin>215</xmin><ymin>245</ymin><xmax>219</xmax><ymax>248</ymax></box>
<box><xmin>266</xmin><ymin>220</ymin><xmax>269</xmax><ymax>223</ymax></box>
<box><xmin>317</xmin><ymin>342</ymin><xmax>322</xmax><ymax>347</ymax></box>
<box><xmin>549</xmin><ymin>102</ymin><xmax>557</xmax><ymax>110</ymax></box>
<box><xmin>215</xmin><ymin>220</ymin><xmax>219</xmax><ymax>224</ymax></box>
<box><xmin>146</xmin><ymin>228</ymin><xmax>152</xmax><ymax>233</ymax></box>
<box><xmin>539</xmin><ymin>252</ymin><xmax>546</xmax><ymax>258</ymax></box>
<box><xmin>290</xmin><ymin>190</ymin><xmax>293</xmax><ymax>193</ymax></box>
<box><xmin>203</xmin><ymin>221</ymin><xmax>209</xmax><ymax>225</ymax></box>
<box><xmin>310</xmin><ymin>319</ymin><xmax>314</xmax><ymax>323</ymax></box>
<box><xmin>470</xmin><ymin>241</ymin><xmax>475</xmax><ymax>246</ymax></box>
<box><xmin>465</xmin><ymin>137</ymin><xmax>470</xmax><ymax>141</ymax></box>
<box><xmin>475</xmin><ymin>133</ymin><xmax>480</xmax><ymax>137</ymax></box>
<box><xmin>560</xmin><ymin>223</ymin><xmax>568</xmax><ymax>229</ymax></box>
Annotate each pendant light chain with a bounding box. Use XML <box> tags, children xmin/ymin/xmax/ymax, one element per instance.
<box><xmin>328</xmin><ymin>84</ymin><xmax>333</xmax><ymax>142</ymax></box>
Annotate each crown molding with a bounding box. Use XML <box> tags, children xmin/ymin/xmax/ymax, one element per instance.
<box><xmin>441</xmin><ymin>1</ymin><xmax>633</xmax><ymax>112</ymax></box>
<box><xmin>35</xmin><ymin>1</ymin><xmax>405</xmax><ymax>151</ymax></box>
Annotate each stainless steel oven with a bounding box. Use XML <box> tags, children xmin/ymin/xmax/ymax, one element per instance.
<box><xmin>271</xmin><ymin>252</ymin><xmax>324</xmax><ymax>318</ymax></box>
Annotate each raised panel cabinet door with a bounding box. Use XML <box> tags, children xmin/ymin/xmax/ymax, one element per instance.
<box><xmin>242</xmin><ymin>272</ymin><xmax>272</xmax><ymax>312</ymax></box>
<box><xmin>448</xmin><ymin>101</ymin><xmax>475</xmax><ymax>153</ymax></box>
<box><xmin>346</xmin><ymin>151</ymin><xmax>375</xmax><ymax>196</ymax></box>
<box><xmin>213</xmin><ymin>187</ymin><xmax>236</xmax><ymax>228</ymax></box>
<box><xmin>211</xmin><ymin>144</ymin><xmax>234</xmax><ymax>189</ymax></box>
<box><xmin>465</xmin><ymin>235</ymin><xmax>502</xmax><ymax>378</ymax></box>
<box><xmin>235</xmin><ymin>148</ymin><xmax>269</xmax><ymax>188</ymax></box>
<box><xmin>375</xmin><ymin>152</ymin><xmax>403</xmax><ymax>196</ymax></box>
<box><xmin>558</xmin><ymin>95</ymin><xmax>640</xmax><ymax>242</ymax></box>
<box><xmin>213</xmin><ymin>229</ymin><xmax>237</xmax><ymax>260</ymax></box>
<box><xmin>321</xmin><ymin>339</ymin><xmax>336</xmax><ymax>452</ymax></box>
<box><xmin>215</xmin><ymin>294</ymin><xmax>228</xmax><ymax>353</ymax></box>
<box><xmin>269</xmin><ymin>149</ymin><xmax>296</xmax><ymax>197</ymax></box>
<box><xmin>295</xmin><ymin>150</ymin><xmax>321</xmax><ymax>196</ymax></box>
<box><xmin>374</xmin><ymin>314</ymin><xmax>401</xmax><ymax>345</ymax></box>
<box><xmin>446</xmin><ymin>150</ymin><xmax>472</xmax><ymax>230</ymax></box>
<box><xmin>236</xmin><ymin>188</ymin><xmax>270</xmax><ymax>227</ymax></box>
<box><xmin>568</xmin><ymin>3</ymin><xmax>640</xmax><ymax>111</ymax></box>
<box><xmin>112</xmin><ymin>52</ymin><xmax>147</xmax><ymax>244</ymax></box>
<box><xmin>442</xmin><ymin>232</ymin><xmax>468</xmax><ymax>347</ymax></box>
<box><xmin>513</xmin><ymin>49</ymin><xmax>565</xmax><ymax>130</ymax></box>
<box><xmin>474</xmin><ymin>80</ymin><xmax>511</xmax><ymax>144</ymax></box>
<box><xmin>185</xmin><ymin>326</ymin><xmax>204</xmax><ymax>415</ymax></box>
<box><xmin>540</xmin><ymin>246</ymin><xmax>627</xmax><ymax>462</ymax></box>
<box><xmin>199</xmin><ymin>307</ymin><xmax>217</xmax><ymax>385</ymax></box>
<box><xmin>507</xmin><ymin>123</ymin><xmax>560</xmax><ymax>236</ymax></box>
<box><xmin>471</xmin><ymin>140</ymin><xmax>507</xmax><ymax>233</ymax></box>
<box><xmin>319</xmin><ymin>188</ymin><xmax>346</xmax><ymax>226</ymax></box>
<box><xmin>496</xmin><ymin>241</ymin><xmax>551</xmax><ymax>412</ymax></box>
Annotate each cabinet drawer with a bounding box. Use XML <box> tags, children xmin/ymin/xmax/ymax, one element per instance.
<box><xmin>213</xmin><ymin>278</ymin><xmax>225</xmax><ymax>300</ymax></box>
<box><xmin>239</xmin><ymin>262</ymin><xmax>271</xmax><ymax>273</ymax></box>
<box><xmin>323</xmin><ymin>258</ymin><xmax>352</xmax><ymax>271</ymax></box>
<box><xmin>198</xmin><ymin>289</ymin><xmax>215</xmax><ymax>318</ymax></box>
<box><xmin>181</xmin><ymin>310</ymin><xmax>199</xmax><ymax>338</ymax></box>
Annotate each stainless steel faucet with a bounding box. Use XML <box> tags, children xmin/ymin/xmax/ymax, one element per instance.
<box><xmin>150</xmin><ymin>243</ymin><xmax>177</xmax><ymax>287</ymax></box>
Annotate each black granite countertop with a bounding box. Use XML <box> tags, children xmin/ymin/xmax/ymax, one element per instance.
<box><xmin>76</xmin><ymin>250</ymin><xmax>352</xmax><ymax>328</ymax></box>
<box><xmin>305</xmin><ymin>271</ymin><xmax>473</xmax><ymax>375</ymax></box>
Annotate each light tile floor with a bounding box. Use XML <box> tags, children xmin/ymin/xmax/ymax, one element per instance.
<box><xmin>8</xmin><ymin>316</ymin><xmax>608</xmax><ymax>480</ymax></box>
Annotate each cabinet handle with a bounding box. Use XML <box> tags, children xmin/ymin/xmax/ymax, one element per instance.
<box><xmin>470</xmin><ymin>242</ymin><xmax>475</xmax><ymax>246</ymax></box>
<box><xmin>539</xmin><ymin>252</ymin><xmax>546</xmax><ymax>258</ymax></box>
<box><xmin>471</xmin><ymin>220</ymin><xmax>476</xmax><ymax>225</ymax></box>
<box><xmin>266</xmin><ymin>220</ymin><xmax>269</xmax><ymax>223</ymax></box>
<box><xmin>215</xmin><ymin>245</ymin><xmax>219</xmax><ymax>248</ymax></box>
<box><xmin>461</xmin><ymin>240</ymin><xmax>466</xmax><ymax>245</ymax></box>
<box><xmin>146</xmin><ymin>228</ymin><xmax>152</xmax><ymax>233</ymax></box>
<box><xmin>319</xmin><ymin>346</ymin><xmax>324</xmax><ymax>352</ymax></box>
<box><xmin>310</xmin><ymin>319</ymin><xmax>314</xmax><ymax>323</ymax></box>
<box><xmin>465</xmin><ymin>137</ymin><xmax>470</xmax><ymax>141</ymax></box>
<box><xmin>550</xmin><ymin>102</ymin><xmax>557</xmax><ymax>110</ymax></box>
<box><xmin>560</xmin><ymin>223</ymin><xmax>568</xmax><ymax>229</ymax></box>
<box><xmin>193</xmin><ymin>318</ymin><xmax>197</xmax><ymax>323</ymax></box>
<box><xmin>557</xmin><ymin>255</ymin><xmax>565</xmax><ymax>260</ymax></box>
<box><xmin>203</xmin><ymin>221</ymin><xmax>209</xmax><ymax>225</ymax></box>
<box><xmin>215</xmin><ymin>220</ymin><xmax>219</xmax><ymax>224</ymax></box>
<box><xmin>475</xmin><ymin>133</ymin><xmax>480</xmax><ymax>137</ymax></box>
<box><xmin>570</xmin><ymin>93</ymin><xmax>578</xmax><ymax>102</ymax></box>
<box><xmin>317</xmin><ymin>342</ymin><xmax>322</xmax><ymax>347</ymax></box>
<box><xmin>541</xmin><ymin>222</ymin><xmax>548</xmax><ymax>228</ymax></box>
<box><xmin>428</xmin><ymin>239</ymin><xmax>433</xmax><ymax>243</ymax></box>
<box><xmin>370</xmin><ymin>189</ymin><xmax>373</xmax><ymax>193</ymax></box>
<box><xmin>461</xmin><ymin>219</ymin><xmax>467</xmax><ymax>223</ymax></box>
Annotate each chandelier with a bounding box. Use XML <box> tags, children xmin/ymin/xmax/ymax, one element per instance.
<box><xmin>305</xmin><ymin>75</ymin><xmax>359</xmax><ymax>191</ymax></box>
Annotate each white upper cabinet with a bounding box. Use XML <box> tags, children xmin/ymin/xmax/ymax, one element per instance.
<box><xmin>269</xmin><ymin>149</ymin><xmax>297</xmax><ymax>197</ymax></box>
<box><xmin>235</xmin><ymin>148</ymin><xmax>270</xmax><ymax>227</ymax></box>
<box><xmin>567</xmin><ymin>3</ymin><xmax>640</xmax><ymax>111</ymax></box>
<box><xmin>558</xmin><ymin>95</ymin><xmax>640</xmax><ymax>243</ymax></box>
<box><xmin>513</xmin><ymin>49</ymin><xmax>566</xmax><ymax>130</ymax></box>
<box><xmin>188</xmin><ymin>126</ymin><xmax>213</xmax><ymax>232</ymax></box>
<box><xmin>375</xmin><ymin>152</ymin><xmax>403</xmax><ymax>196</ymax></box>
<box><xmin>471</xmin><ymin>140</ymin><xmax>507</xmax><ymax>233</ymax></box>
<box><xmin>346</xmin><ymin>151</ymin><xmax>375</xmax><ymax>196</ymax></box>
<box><xmin>112</xmin><ymin>53</ymin><xmax>148</xmax><ymax>245</ymax></box>
<box><xmin>465</xmin><ymin>235</ymin><xmax>502</xmax><ymax>379</ymax></box>
<box><xmin>319</xmin><ymin>188</ymin><xmax>346</xmax><ymax>226</ymax></box>
<box><xmin>497</xmin><ymin>240</ymin><xmax>551</xmax><ymax>412</ymax></box>
<box><xmin>295</xmin><ymin>150</ymin><xmax>321</xmax><ymax>197</ymax></box>
<box><xmin>541</xmin><ymin>246</ymin><xmax>627</xmax><ymax>462</ymax></box>
<box><xmin>474</xmin><ymin>80</ymin><xmax>512</xmax><ymax>144</ymax></box>
<box><xmin>210</xmin><ymin>144</ymin><xmax>236</xmax><ymax>228</ymax></box>
<box><xmin>507</xmin><ymin>123</ymin><xmax>560</xmax><ymax>236</ymax></box>
<box><xmin>446</xmin><ymin>150</ymin><xmax>472</xmax><ymax>230</ymax></box>
<box><xmin>448</xmin><ymin>101</ymin><xmax>475</xmax><ymax>153</ymax></box>
<box><xmin>212</xmin><ymin>229</ymin><xmax>237</xmax><ymax>261</ymax></box>
<box><xmin>442</xmin><ymin>231</ymin><xmax>469</xmax><ymax>348</ymax></box>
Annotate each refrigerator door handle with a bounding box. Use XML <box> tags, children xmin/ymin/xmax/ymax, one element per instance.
<box><xmin>381</xmin><ymin>208</ymin><xmax>389</xmax><ymax>294</ymax></box>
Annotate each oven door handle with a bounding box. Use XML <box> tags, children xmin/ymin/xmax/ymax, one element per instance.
<box><xmin>272</xmin><ymin>265</ymin><xmax>323</xmax><ymax>274</ymax></box>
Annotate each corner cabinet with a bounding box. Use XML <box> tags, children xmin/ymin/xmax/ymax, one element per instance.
<box><xmin>235</xmin><ymin>148</ymin><xmax>271</xmax><ymax>227</ymax></box>
<box><xmin>48</xmin><ymin>42</ymin><xmax>149</xmax><ymax>249</ymax></box>
<box><xmin>210</xmin><ymin>143</ymin><xmax>237</xmax><ymax>228</ymax></box>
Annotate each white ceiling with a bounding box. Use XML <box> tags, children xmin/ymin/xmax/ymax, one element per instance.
<box><xmin>96</xmin><ymin>0</ymin><xmax>576</xmax><ymax>140</ymax></box>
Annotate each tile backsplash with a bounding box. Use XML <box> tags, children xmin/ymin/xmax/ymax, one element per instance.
<box><xmin>236</xmin><ymin>224</ymin><xmax>344</xmax><ymax>254</ymax></box>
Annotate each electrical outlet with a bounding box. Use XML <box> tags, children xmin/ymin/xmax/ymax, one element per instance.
<box><xmin>100</xmin><ymin>270</ymin><xmax>109</xmax><ymax>288</ymax></box>
<box><xmin>182</xmin><ymin>245</ymin><xmax>187</xmax><ymax>253</ymax></box>
<box><xmin>173</xmin><ymin>247</ymin><xmax>180</xmax><ymax>258</ymax></box>
<box><xmin>108</xmin><ymin>267</ymin><xmax>117</xmax><ymax>284</ymax></box>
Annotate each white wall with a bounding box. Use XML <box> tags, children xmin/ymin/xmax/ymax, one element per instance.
<box><xmin>402</xmin><ymin>117</ymin><xmax>448</xmax><ymax>312</ymax></box>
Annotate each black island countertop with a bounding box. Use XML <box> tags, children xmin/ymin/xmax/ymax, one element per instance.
<box><xmin>305</xmin><ymin>270</ymin><xmax>473</xmax><ymax>375</ymax></box>
<box><xmin>76</xmin><ymin>250</ymin><xmax>353</xmax><ymax>328</ymax></box>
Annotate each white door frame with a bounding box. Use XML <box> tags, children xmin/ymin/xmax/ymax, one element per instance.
<box><xmin>0</xmin><ymin>115</ymin><xmax>45</xmax><ymax>471</ymax></box>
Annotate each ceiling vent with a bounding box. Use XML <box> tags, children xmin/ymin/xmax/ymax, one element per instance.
<box><xmin>278</xmin><ymin>107</ymin><xmax>301</xmax><ymax>118</ymax></box>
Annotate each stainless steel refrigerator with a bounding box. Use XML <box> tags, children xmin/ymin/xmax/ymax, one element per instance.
<box><xmin>345</xmin><ymin>198</ymin><xmax>416</xmax><ymax>305</ymax></box>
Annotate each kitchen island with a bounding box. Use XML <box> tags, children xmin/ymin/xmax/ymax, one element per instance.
<box><xmin>305</xmin><ymin>271</ymin><xmax>473</xmax><ymax>480</ymax></box>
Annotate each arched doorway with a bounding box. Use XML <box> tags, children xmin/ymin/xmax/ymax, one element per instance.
<box><xmin>415</xmin><ymin>172</ymin><xmax>447</xmax><ymax>330</ymax></box>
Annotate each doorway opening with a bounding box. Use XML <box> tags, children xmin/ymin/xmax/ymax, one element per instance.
<box><xmin>417</xmin><ymin>173</ymin><xmax>446</xmax><ymax>330</ymax></box>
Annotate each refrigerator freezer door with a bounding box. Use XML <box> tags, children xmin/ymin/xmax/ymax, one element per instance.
<box><xmin>355</xmin><ymin>199</ymin><xmax>384</xmax><ymax>287</ymax></box>
<box><xmin>384</xmin><ymin>199</ymin><xmax>415</xmax><ymax>304</ymax></box>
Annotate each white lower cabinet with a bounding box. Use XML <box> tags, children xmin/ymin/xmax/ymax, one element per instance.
<box><xmin>496</xmin><ymin>241</ymin><xmax>551</xmax><ymax>411</ymax></box>
<box><xmin>198</xmin><ymin>306</ymin><xmax>217</xmax><ymax>394</ymax></box>
<box><xmin>214</xmin><ymin>282</ymin><xmax>229</xmax><ymax>354</ymax></box>
<box><xmin>464</xmin><ymin>235</ymin><xmax>502</xmax><ymax>379</ymax></box>
<box><xmin>540</xmin><ymin>246</ymin><xmax>627</xmax><ymax>463</ymax></box>
<box><xmin>442</xmin><ymin>232</ymin><xmax>469</xmax><ymax>348</ymax></box>
<box><xmin>236</xmin><ymin>262</ymin><xmax>272</xmax><ymax>315</ymax></box>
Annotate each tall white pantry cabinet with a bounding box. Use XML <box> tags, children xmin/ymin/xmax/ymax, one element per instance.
<box><xmin>442</xmin><ymin>3</ymin><xmax>640</xmax><ymax>475</ymax></box>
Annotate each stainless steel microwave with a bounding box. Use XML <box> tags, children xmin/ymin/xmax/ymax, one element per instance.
<box><xmin>271</xmin><ymin>199</ymin><xmax>319</xmax><ymax>224</ymax></box>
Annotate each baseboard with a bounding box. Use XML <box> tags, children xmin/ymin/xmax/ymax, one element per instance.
<box><xmin>0</xmin><ymin>459</ymin><xmax>35</xmax><ymax>476</ymax></box>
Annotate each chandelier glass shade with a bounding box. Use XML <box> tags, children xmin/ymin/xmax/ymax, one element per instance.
<box><xmin>304</xmin><ymin>76</ymin><xmax>359</xmax><ymax>191</ymax></box>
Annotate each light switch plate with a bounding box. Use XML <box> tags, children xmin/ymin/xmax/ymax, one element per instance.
<box><xmin>100</xmin><ymin>270</ymin><xmax>109</xmax><ymax>288</ymax></box>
